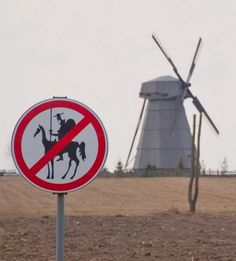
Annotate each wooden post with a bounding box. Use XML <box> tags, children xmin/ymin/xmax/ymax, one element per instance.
<box><xmin>188</xmin><ymin>113</ymin><xmax>202</xmax><ymax>213</ymax></box>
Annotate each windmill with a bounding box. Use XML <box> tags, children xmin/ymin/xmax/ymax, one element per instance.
<box><xmin>125</xmin><ymin>34</ymin><xmax>219</xmax><ymax>170</ymax></box>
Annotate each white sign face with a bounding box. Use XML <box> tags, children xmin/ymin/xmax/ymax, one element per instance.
<box><xmin>11</xmin><ymin>98</ymin><xmax>108</xmax><ymax>193</ymax></box>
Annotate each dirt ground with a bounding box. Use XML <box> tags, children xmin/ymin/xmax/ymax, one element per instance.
<box><xmin>0</xmin><ymin>176</ymin><xmax>236</xmax><ymax>260</ymax></box>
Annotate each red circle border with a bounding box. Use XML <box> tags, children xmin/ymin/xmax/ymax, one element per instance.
<box><xmin>11</xmin><ymin>98</ymin><xmax>108</xmax><ymax>193</ymax></box>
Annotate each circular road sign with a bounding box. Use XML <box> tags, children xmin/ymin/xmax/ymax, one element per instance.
<box><xmin>11</xmin><ymin>98</ymin><xmax>108</xmax><ymax>193</ymax></box>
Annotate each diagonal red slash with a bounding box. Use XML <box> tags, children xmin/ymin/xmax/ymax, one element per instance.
<box><xmin>30</xmin><ymin>116</ymin><xmax>90</xmax><ymax>176</ymax></box>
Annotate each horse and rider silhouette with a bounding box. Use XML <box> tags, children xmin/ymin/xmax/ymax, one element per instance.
<box><xmin>33</xmin><ymin>113</ymin><xmax>86</xmax><ymax>180</ymax></box>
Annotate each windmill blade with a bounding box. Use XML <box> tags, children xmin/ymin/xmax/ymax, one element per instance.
<box><xmin>181</xmin><ymin>38</ymin><xmax>202</xmax><ymax>103</ymax></box>
<box><xmin>125</xmin><ymin>98</ymin><xmax>147</xmax><ymax>169</ymax></box>
<box><xmin>192</xmin><ymin>96</ymin><xmax>219</xmax><ymax>135</ymax></box>
<box><xmin>186</xmin><ymin>37</ymin><xmax>202</xmax><ymax>84</ymax></box>
<box><xmin>152</xmin><ymin>34</ymin><xmax>185</xmax><ymax>85</ymax></box>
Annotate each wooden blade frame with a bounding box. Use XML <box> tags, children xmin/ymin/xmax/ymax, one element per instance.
<box><xmin>125</xmin><ymin>98</ymin><xmax>147</xmax><ymax>169</ymax></box>
<box><xmin>193</xmin><ymin>97</ymin><xmax>219</xmax><ymax>135</ymax></box>
<box><xmin>152</xmin><ymin>33</ymin><xmax>219</xmax><ymax>135</ymax></box>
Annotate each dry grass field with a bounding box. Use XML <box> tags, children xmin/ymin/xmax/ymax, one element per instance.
<box><xmin>0</xmin><ymin>175</ymin><xmax>236</xmax><ymax>260</ymax></box>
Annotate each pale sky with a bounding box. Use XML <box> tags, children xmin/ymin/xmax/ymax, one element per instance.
<box><xmin>0</xmin><ymin>1</ymin><xmax>235</xmax><ymax>171</ymax></box>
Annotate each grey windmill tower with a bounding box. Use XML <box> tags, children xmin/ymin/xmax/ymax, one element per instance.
<box><xmin>125</xmin><ymin>34</ymin><xmax>219</xmax><ymax>170</ymax></box>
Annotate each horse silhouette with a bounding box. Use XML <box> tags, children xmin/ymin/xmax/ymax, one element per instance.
<box><xmin>34</xmin><ymin>124</ymin><xmax>56</xmax><ymax>179</ymax></box>
<box><xmin>34</xmin><ymin>124</ymin><xmax>86</xmax><ymax>179</ymax></box>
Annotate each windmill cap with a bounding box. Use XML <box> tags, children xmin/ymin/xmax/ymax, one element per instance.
<box><xmin>149</xmin><ymin>75</ymin><xmax>179</xmax><ymax>82</ymax></box>
<box><xmin>140</xmin><ymin>75</ymin><xmax>183</xmax><ymax>100</ymax></box>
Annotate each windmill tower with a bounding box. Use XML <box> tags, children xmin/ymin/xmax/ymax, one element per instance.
<box><xmin>133</xmin><ymin>75</ymin><xmax>192</xmax><ymax>169</ymax></box>
<box><xmin>125</xmin><ymin>35</ymin><xmax>219</xmax><ymax>170</ymax></box>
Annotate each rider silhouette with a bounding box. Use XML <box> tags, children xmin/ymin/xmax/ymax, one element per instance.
<box><xmin>50</xmin><ymin>113</ymin><xmax>76</xmax><ymax>161</ymax></box>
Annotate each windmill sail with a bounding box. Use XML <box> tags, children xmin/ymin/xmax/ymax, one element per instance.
<box><xmin>192</xmin><ymin>96</ymin><xmax>219</xmax><ymax>135</ymax></box>
<box><xmin>152</xmin><ymin>34</ymin><xmax>185</xmax><ymax>85</ymax></box>
<box><xmin>186</xmin><ymin>38</ymin><xmax>202</xmax><ymax>84</ymax></box>
<box><xmin>152</xmin><ymin>33</ymin><xmax>219</xmax><ymax>135</ymax></box>
<box><xmin>125</xmin><ymin>98</ymin><xmax>147</xmax><ymax>169</ymax></box>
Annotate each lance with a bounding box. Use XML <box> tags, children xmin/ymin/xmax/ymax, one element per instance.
<box><xmin>49</xmin><ymin>107</ymin><xmax>52</xmax><ymax>141</ymax></box>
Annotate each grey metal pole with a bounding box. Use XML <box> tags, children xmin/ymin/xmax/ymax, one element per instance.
<box><xmin>56</xmin><ymin>193</ymin><xmax>65</xmax><ymax>261</ymax></box>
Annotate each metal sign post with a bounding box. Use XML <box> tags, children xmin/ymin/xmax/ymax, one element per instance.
<box><xmin>11</xmin><ymin>97</ymin><xmax>108</xmax><ymax>260</ymax></box>
<box><xmin>56</xmin><ymin>193</ymin><xmax>65</xmax><ymax>261</ymax></box>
